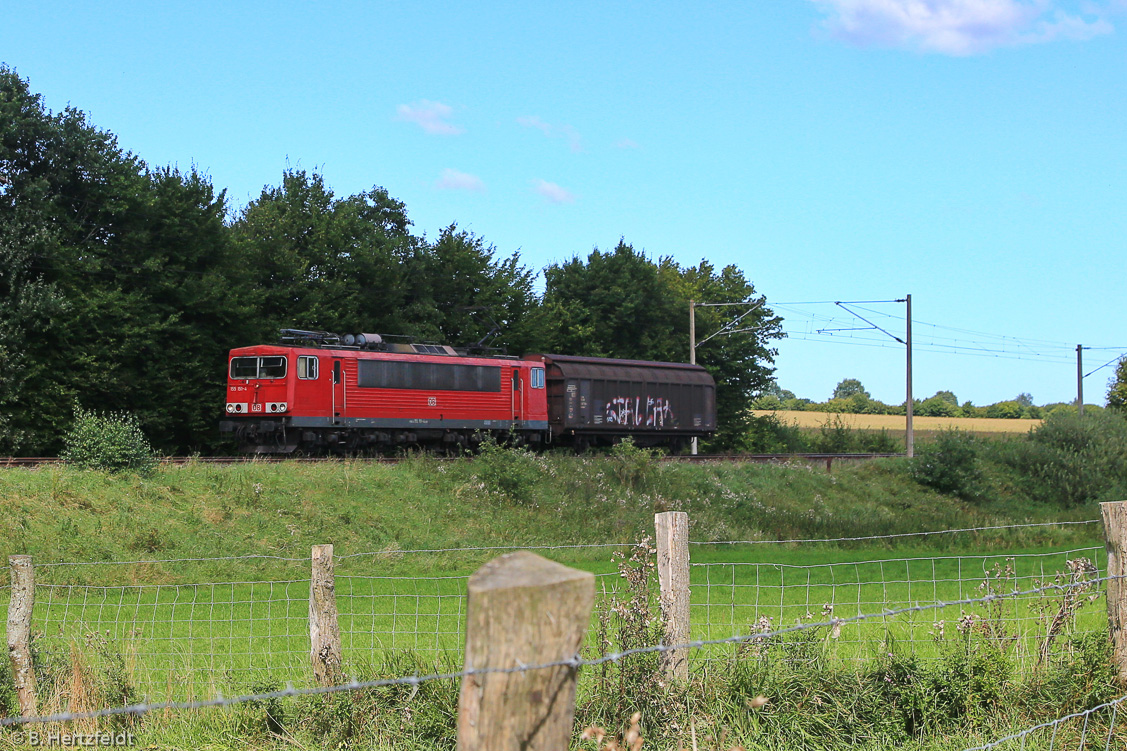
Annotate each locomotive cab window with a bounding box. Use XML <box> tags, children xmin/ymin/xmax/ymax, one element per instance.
<box><xmin>230</xmin><ymin>356</ymin><xmax>288</xmax><ymax>380</ymax></box>
<box><xmin>230</xmin><ymin>357</ymin><xmax>258</xmax><ymax>380</ymax></box>
<box><xmin>531</xmin><ymin>368</ymin><xmax>545</xmax><ymax>389</ymax></box>
<box><xmin>297</xmin><ymin>356</ymin><xmax>319</xmax><ymax>380</ymax></box>
<box><xmin>260</xmin><ymin>356</ymin><xmax>286</xmax><ymax>378</ymax></box>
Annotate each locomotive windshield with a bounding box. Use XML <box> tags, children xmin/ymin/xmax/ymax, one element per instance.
<box><xmin>230</xmin><ymin>356</ymin><xmax>287</xmax><ymax>380</ymax></box>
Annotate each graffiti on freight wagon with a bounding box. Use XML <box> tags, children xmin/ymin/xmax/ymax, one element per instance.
<box><xmin>605</xmin><ymin>396</ymin><xmax>675</xmax><ymax>427</ymax></box>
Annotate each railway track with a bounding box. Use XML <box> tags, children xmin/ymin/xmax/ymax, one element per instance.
<box><xmin>1</xmin><ymin>453</ymin><xmax>901</xmax><ymax>469</ymax></box>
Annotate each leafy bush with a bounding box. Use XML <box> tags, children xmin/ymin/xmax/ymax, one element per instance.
<box><xmin>607</xmin><ymin>437</ymin><xmax>659</xmax><ymax>489</ymax></box>
<box><xmin>862</xmin><ymin>428</ymin><xmax>902</xmax><ymax>454</ymax></box>
<box><xmin>472</xmin><ymin>438</ymin><xmax>543</xmax><ymax>505</ymax></box>
<box><xmin>304</xmin><ymin>652</ymin><xmax>459</xmax><ymax>747</ymax></box>
<box><xmin>813</xmin><ymin>414</ymin><xmax>858</xmax><ymax>454</ymax></box>
<box><xmin>741</xmin><ymin>413</ymin><xmax>809</xmax><ymax>453</ymax></box>
<box><xmin>989</xmin><ymin>410</ymin><xmax>1127</xmax><ymax>506</ymax></box>
<box><xmin>909</xmin><ymin>430</ymin><xmax>984</xmax><ymax>501</ymax></box>
<box><xmin>61</xmin><ymin>406</ymin><xmax>158</xmax><ymax>474</ymax></box>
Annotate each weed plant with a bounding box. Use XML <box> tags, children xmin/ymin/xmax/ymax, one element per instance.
<box><xmin>60</xmin><ymin>407</ymin><xmax>158</xmax><ymax>475</ymax></box>
<box><xmin>468</xmin><ymin>437</ymin><xmax>543</xmax><ymax>505</ymax></box>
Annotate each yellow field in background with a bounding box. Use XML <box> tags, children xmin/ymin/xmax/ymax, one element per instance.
<box><xmin>753</xmin><ymin>410</ymin><xmax>1042</xmax><ymax>435</ymax></box>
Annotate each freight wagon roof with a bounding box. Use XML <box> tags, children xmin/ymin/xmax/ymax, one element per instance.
<box><xmin>525</xmin><ymin>354</ymin><xmax>714</xmax><ymax>386</ymax></box>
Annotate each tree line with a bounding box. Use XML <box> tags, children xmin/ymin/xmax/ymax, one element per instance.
<box><xmin>0</xmin><ymin>67</ymin><xmax>781</xmax><ymax>455</ymax></box>
<box><xmin>755</xmin><ymin>377</ymin><xmax>1116</xmax><ymax>420</ymax></box>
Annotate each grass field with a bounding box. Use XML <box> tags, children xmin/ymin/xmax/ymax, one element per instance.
<box><xmin>11</xmin><ymin>540</ymin><xmax>1105</xmax><ymax>700</ymax></box>
<box><xmin>0</xmin><ymin>454</ymin><xmax>1120</xmax><ymax>749</ymax></box>
<box><xmin>753</xmin><ymin>409</ymin><xmax>1042</xmax><ymax>437</ymax></box>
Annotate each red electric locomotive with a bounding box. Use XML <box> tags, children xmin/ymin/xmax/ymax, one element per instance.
<box><xmin>220</xmin><ymin>329</ymin><xmax>715</xmax><ymax>453</ymax></box>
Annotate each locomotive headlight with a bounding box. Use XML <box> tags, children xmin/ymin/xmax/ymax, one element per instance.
<box><xmin>226</xmin><ymin>404</ymin><xmax>234</xmax><ymax>413</ymax></box>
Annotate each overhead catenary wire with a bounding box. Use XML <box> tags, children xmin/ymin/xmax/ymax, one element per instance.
<box><xmin>1084</xmin><ymin>351</ymin><xmax>1127</xmax><ymax>379</ymax></box>
<box><xmin>774</xmin><ymin>301</ymin><xmax>1127</xmax><ymax>365</ymax></box>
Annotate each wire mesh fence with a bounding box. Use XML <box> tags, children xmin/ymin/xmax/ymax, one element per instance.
<box><xmin>959</xmin><ymin>694</ymin><xmax>1125</xmax><ymax>751</ymax></box>
<box><xmin>690</xmin><ymin>546</ymin><xmax>1108</xmax><ymax>664</ymax></box>
<box><xmin>33</xmin><ymin>579</ymin><xmax>311</xmax><ymax>697</ymax></box>
<box><xmin>17</xmin><ymin>562</ymin><xmax>632</xmax><ymax>702</ymax></box>
<box><xmin>2</xmin><ymin>518</ymin><xmax>1118</xmax><ymax>743</ymax></box>
<box><xmin>7</xmin><ymin>539</ymin><xmax>1107</xmax><ymax>701</ymax></box>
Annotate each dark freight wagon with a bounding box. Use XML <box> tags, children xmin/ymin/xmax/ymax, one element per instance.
<box><xmin>525</xmin><ymin>354</ymin><xmax>716</xmax><ymax>449</ymax></box>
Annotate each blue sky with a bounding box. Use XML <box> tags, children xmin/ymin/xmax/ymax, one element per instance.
<box><xmin>4</xmin><ymin>0</ymin><xmax>1125</xmax><ymax>406</ymax></box>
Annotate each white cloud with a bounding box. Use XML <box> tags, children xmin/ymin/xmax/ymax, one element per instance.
<box><xmin>532</xmin><ymin>179</ymin><xmax>576</xmax><ymax>204</ymax></box>
<box><xmin>435</xmin><ymin>168</ymin><xmax>485</xmax><ymax>192</ymax></box>
<box><xmin>810</xmin><ymin>0</ymin><xmax>1114</xmax><ymax>54</ymax></box>
<box><xmin>396</xmin><ymin>100</ymin><xmax>464</xmax><ymax>135</ymax></box>
<box><xmin>517</xmin><ymin>115</ymin><xmax>553</xmax><ymax>136</ymax></box>
<box><xmin>518</xmin><ymin>115</ymin><xmax>583</xmax><ymax>153</ymax></box>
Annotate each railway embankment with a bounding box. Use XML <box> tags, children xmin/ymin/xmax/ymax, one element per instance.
<box><xmin>0</xmin><ymin>443</ymin><xmax>1105</xmax><ymax>586</ymax></box>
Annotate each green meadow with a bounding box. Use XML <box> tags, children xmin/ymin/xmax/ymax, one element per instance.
<box><xmin>0</xmin><ymin>447</ymin><xmax>1121</xmax><ymax>749</ymax></box>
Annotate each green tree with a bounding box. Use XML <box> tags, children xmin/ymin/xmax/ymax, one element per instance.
<box><xmin>400</xmin><ymin>224</ymin><xmax>537</xmax><ymax>352</ymax></box>
<box><xmin>0</xmin><ymin>67</ymin><xmax>257</xmax><ymax>453</ymax></box>
<box><xmin>232</xmin><ymin>174</ymin><xmax>536</xmax><ymax>352</ymax></box>
<box><xmin>231</xmin><ymin>170</ymin><xmax>417</xmax><ymax>336</ymax></box>
<box><xmin>918</xmin><ymin>395</ymin><xmax>959</xmax><ymax>417</ymax></box>
<box><xmin>986</xmin><ymin>400</ymin><xmax>1024</xmax><ymax>419</ymax></box>
<box><xmin>762</xmin><ymin>382</ymin><xmax>796</xmax><ymax>401</ymax></box>
<box><xmin>0</xmin><ymin>169</ymin><xmax>67</xmax><ymax>451</ymax></box>
<box><xmin>1108</xmin><ymin>357</ymin><xmax>1127</xmax><ymax>412</ymax></box>
<box><xmin>535</xmin><ymin>240</ymin><xmax>683</xmax><ymax>360</ymax></box>
<box><xmin>533</xmin><ymin>242</ymin><xmax>782</xmax><ymax>448</ymax></box>
<box><xmin>671</xmin><ymin>259</ymin><xmax>782</xmax><ymax>448</ymax></box>
<box><xmin>832</xmin><ymin>378</ymin><xmax>869</xmax><ymax>401</ymax></box>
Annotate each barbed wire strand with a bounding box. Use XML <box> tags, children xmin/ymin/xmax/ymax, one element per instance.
<box><xmin>3</xmin><ymin>572</ymin><xmax>1116</xmax><ymax>728</ymax></box>
<box><xmin>958</xmin><ymin>693</ymin><xmax>1125</xmax><ymax>751</ymax></box>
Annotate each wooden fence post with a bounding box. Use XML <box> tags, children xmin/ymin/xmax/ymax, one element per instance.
<box><xmin>457</xmin><ymin>551</ymin><xmax>594</xmax><ymax>751</ymax></box>
<box><xmin>1101</xmin><ymin>502</ymin><xmax>1127</xmax><ymax>683</ymax></box>
<box><xmin>655</xmin><ymin>511</ymin><xmax>690</xmax><ymax>681</ymax></box>
<box><xmin>309</xmin><ymin>544</ymin><xmax>344</xmax><ymax>686</ymax></box>
<box><xmin>7</xmin><ymin>555</ymin><xmax>37</xmax><ymax>717</ymax></box>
